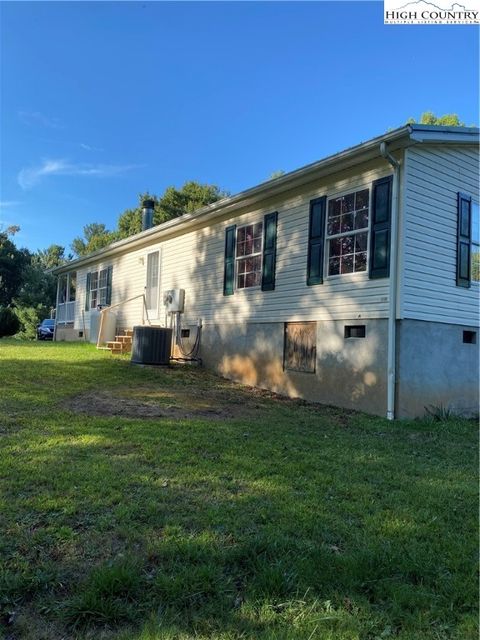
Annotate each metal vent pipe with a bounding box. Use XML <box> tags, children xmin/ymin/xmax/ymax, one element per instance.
<box><xmin>142</xmin><ymin>198</ymin><xmax>155</xmax><ymax>231</ymax></box>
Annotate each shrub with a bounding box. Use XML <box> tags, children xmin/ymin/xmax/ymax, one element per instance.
<box><xmin>0</xmin><ymin>306</ymin><xmax>20</xmax><ymax>337</ymax></box>
<box><xmin>13</xmin><ymin>305</ymin><xmax>50</xmax><ymax>340</ymax></box>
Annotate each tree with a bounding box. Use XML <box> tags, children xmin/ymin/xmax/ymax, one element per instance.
<box><xmin>0</xmin><ymin>306</ymin><xmax>20</xmax><ymax>338</ymax></box>
<box><xmin>406</xmin><ymin>112</ymin><xmax>466</xmax><ymax>127</ymax></box>
<box><xmin>157</xmin><ymin>181</ymin><xmax>227</xmax><ymax>221</ymax></box>
<box><xmin>0</xmin><ymin>230</ymin><xmax>31</xmax><ymax>306</ymax></box>
<box><xmin>15</xmin><ymin>261</ymin><xmax>57</xmax><ymax>309</ymax></box>
<box><xmin>33</xmin><ymin>244</ymin><xmax>69</xmax><ymax>270</ymax></box>
<box><xmin>116</xmin><ymin>192</ymin><xmax>156</xmax><ymax>239</ymax></box>
<box><xmin>269</xmin><ymin>170</ymin><xmax>286</xmax><ymax>180</ymax></box>
<box><xmin>116</xmin><ymin>182</ymin><xmax>228</xmax><ymax>241</ymax></box>
<box><xmin>0</xmin><ymin>230</ymin><xmax>69</xmax><ymax>339</ymax></box>
<box><xmin>71</xmin><ymin>223</ymin><xmax>114</xmax><ymax>257</ymax></box>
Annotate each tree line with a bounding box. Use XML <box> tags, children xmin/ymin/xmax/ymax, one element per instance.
<box><xmin>0</xmin><ymin>229</ymin><xmax>68</xmax><ymax>338</ymax></box>
<box><xmin>0</xmin><ymin>181</ymin><xmax>227</xmax><ymax>337</ymax></box>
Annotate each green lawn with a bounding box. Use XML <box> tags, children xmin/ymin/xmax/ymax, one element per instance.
<box><xmin>0</xmin><ymin>341</ymin><xmax>477</xmax><ymax>640</ymax></box>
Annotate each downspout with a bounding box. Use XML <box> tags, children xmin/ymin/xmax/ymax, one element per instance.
<box><xmin>380</xmin><ymin>142</ymin><xmax>400</xmax><ymax>421</ymax></box>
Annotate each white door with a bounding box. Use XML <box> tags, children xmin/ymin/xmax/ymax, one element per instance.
<box><xmin>145</xmin><ymin>251</ymin><xmax>160</xmax><ymax>318</ymax></box>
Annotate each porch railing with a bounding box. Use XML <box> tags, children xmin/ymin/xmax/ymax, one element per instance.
<box><xmin>96</xmin><ymin>293</ymin><xmax>150</xmax><ymax>349</ymax></box>
<box><xmin>56</xmin><ymin>301</ymin><xmax>75</xmax><ymax>324</ymax></box>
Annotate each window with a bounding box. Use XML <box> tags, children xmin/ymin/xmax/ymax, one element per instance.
<box><xmin>326</xmin><ymin>189</ymin><xmax>369</xmax><ymax>276</ymax></box>
<box><xmin>90</xmin><ymin>272</ymin><xmax>98</xmax><ymax>309</ymax></box>
<box><xmin>236</xmin><ymin>222</ymin><xmax>263</xmax><ymax>289</ymax></box>
<box><xmin>457</xmin><ymin>192</ymin><xmax>478</xmax><ymax>288</ymax></box>
<box><xmin>146</xmin><ymin>251</ymin><xmax>159</xmax><ymax>312</ymax></box>
<box><xmin>85</xmin><ymin>267</ymin><xmax>112</xmax><ymax>310</ymax></box>
<box><xmin>98</xmin><ymin>269</ymin><xmax>109</xmax><ymax>305</ymax></box>
<box><xmin>472</xmin><ymin>201</ymin><xmax>479</xmax><ymax>282</ymax></box>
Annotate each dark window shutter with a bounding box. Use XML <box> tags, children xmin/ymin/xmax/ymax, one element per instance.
<box><xmin>262</xmin><ymin>212</ymin><xmax>278</xmax><ymax>291</ymax></box>
<box><xmin>85</xmin><ymin>272</ymin><xmax>91</xmax><ymax>311</ymax></box>
<box><xmin>223</xmin><ymin>225</ymin><xmax>236</xmax><ymax>296</ymax></box>
<box><xmin>457</xmin><ymin>192</ymin><xmax>472</xmax><ymax>288</ymax></box>
<box><xmin>369</xmin><ymin>176</ymin><xmax>393</xmax><ymax>279</ymax></box>
<box><xmin>106</xmin><ymin>266</ymin><xmax>113</xmax><ymax>305</ymax></box>
<box><xmin>307</xmin><ymin>196</ymin><xmax>326</xmax><ymax>286</ymax></box>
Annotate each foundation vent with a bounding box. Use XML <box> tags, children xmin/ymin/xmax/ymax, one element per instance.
<box><xmin>345</xmin><ymin>325</ymin><xmax>366</xmax><ymax>339</ymax></box>
<box><xmin>463</xmin><ymin>330</ymin><xmax>477</xmax><ymax>344</ymax></box>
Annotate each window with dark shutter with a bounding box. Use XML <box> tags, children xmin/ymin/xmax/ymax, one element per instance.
<box><xmin>262</xmin><ymin>212</ymin><xmax>278</xmax><ymax>291</ymax></box>
<box><xmin>85</xmin><ymin>272</ymin><xmax>91</xmax><ymax>311</ymax></box>
<box><xmin>457</xmin><ymin>192</ymin><xmax>472</xmax><ymax>288</ymax></box>
<box><xmin>326</xmin><ymin>189</ymin><xmax>369</xmax><ymax>276</ymax></box>
<box><xmin>223</xmin><ymin>225</ymin><xmax>236</xmax><ymax>296</ymax></box>
<box><xmin>369</xmin><ymin>176</ymin><xmax>393</xmax><ymax>279</ymax></box>
<box><xmin>307</xmin><ymin>196</ymin><xmax>326</xmax><ymax>286</ymax></box>
<box><xmin>106</xmin><ymin>266</ymin><xmax>113</xmax><ymax>305</ymax></box>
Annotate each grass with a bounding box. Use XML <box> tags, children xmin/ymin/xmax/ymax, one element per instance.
<box><xmin>0</xmin><ymin>340</ymin><xmax>477</xmax><ymax>640</ymax></box>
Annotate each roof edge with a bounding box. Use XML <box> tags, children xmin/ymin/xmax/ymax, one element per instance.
<box><xmin>53</xmin><ymin>124</ymin><xmax>479</xmax><ymax>274</ymax></box>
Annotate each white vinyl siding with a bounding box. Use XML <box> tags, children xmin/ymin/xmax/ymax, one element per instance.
<box><xmin>402</xmin><ymin>144</ymin><xmax>479</xmax><ymax>325</ymax></box>
<box><xmin>71</xmin><ymin>158</ymin><xmax>395</xmax><ymax>331</ymax></box>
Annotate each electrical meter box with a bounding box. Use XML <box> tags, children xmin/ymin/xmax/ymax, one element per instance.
<box><xmin>163</xmin><ymin>288</ymin><xmax>185</xmax><ymax>313</ymax></box>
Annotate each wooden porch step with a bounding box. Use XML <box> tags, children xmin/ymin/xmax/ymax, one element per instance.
<box><xmin>102</xmin><ymin>328</ymin><xmax>134</xmax><ymax>355</ymax></box>
<box><xmin>106</xmin><ymin>341</ymin><xmax>123</xmax><ymax>349</ymax></box>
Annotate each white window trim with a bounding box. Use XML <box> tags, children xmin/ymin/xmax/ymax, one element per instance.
<box><xmin>86</xmin><ymin>267</ymin><xmax>111</xmax><ymax>310</ymax></box>
<box><xmin>98</xmin><ymin>268</ymin><xmax>109</xmax><ymax>306</ymax></box>
<box><xmin>145</xmin><ymin>249</ymin><xmax>161</xmax><ymax>318</ymax></box>
<box><xmin>324</xmin><ymin>185</ymin><xmax>372</xmax><ymax>281</ymax></box>
<box><xmin>89</xmin><ymin>271</ymin><xmax>99</xmax><ymax>309</ymax></box>
<box><xmin>235</xmin><ymin>221</ymin><xmax>264</xmax><ymax>290</ymax></box>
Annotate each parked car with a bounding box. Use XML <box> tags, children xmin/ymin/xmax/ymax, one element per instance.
<box><xmin>37</xmin><ymin>318</ymin><xmax>55</xmax><ymax>341</ymax></box>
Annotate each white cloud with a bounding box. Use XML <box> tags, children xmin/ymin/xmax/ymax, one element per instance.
<box><xmin>0</xmin><ymin>200</ymin><xmax>22</xmax><ymax>208</ymax></box>
<box><xmin>18</xmin><ymin>158</ymin><xmax>143</xmax><ymax>190</ymax></box>
<box><xmin>18</xmin><ymin>110</ymin><xmax>64</xmax><ymax>129</ymax></box>
<box><xmin>80</xmin><ymin>143</ymin><xmax>104</xmax><ymax>152</ymax></box>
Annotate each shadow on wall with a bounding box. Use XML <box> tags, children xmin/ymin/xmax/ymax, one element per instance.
<box><xmin>163</xmin><ymin>215</ymin><xmax>387</xmax><ymax>414</ymax></box>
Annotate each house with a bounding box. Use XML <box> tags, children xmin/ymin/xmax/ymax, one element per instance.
<box><xmin>52</xmin><ymin>124</ymin><xmax>479</xmax><ymax>419</ymax></box>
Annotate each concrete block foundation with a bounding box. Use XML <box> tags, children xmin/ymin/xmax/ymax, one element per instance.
<box><xmin>199</xmin><ymin>319</ymin><xmax>479</xmax><ymax>419</ymax></box>
<box><xmin>55</xmin><ymin>325</ymin><xmax>85</xmax><ymax>342</ymax></box>
<box><xmin>396</xmin><ymin>319</ymin><xmax>479</xmax><ymax>418</ymax></box>
<box><xmin>200</xmin><ymin>319</ymin><xmax>389</xmax><ymax>416</ymax></box>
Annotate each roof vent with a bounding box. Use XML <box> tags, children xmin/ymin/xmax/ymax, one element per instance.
<box><xmin>142</xmin><ymin>198</ymin><xmax>155</xmax><ymax>231</ymax></box>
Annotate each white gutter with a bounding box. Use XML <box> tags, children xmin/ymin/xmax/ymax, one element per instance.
<box><xmin>380</xmin><ymin>141</ymin><xmax>401</xmax><ymax>421</ymax></box>
<box><xmin>53</xmin><ymin>126</ymin><xmax>414</xmax><ymax>275</ymax></box>
<box><xmin>51</xmin><ymin>125</ymin><xmax>479</xmax><ymax>276</ymax></box>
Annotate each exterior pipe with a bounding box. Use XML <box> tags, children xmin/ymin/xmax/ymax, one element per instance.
<box><xmin>380</xmin><ymin>141</ymin><xmax>400</xmax><ymax>421</ymax></box>
<box><xmin>142</xmin><ymin>198</ymin><xmax>155</xmax><ymax>232</ymax></box>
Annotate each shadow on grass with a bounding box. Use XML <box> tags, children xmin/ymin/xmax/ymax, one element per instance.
<box><xmin>0</xmin><ymin>342</ymin><xmax>478</xmax><ymax>639</ymax></box>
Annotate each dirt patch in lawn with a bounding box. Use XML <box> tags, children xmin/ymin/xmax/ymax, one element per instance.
<box><xmin>63</xmin><ymin>384</ymin><xmax>268</xmax><ymax>421</ymax></box>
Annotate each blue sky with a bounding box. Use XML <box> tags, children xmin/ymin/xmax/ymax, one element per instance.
<box><xmin>1</xmin><ymin>1</ymin><xmax>478</xmax><ymax>253</ymax></box>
